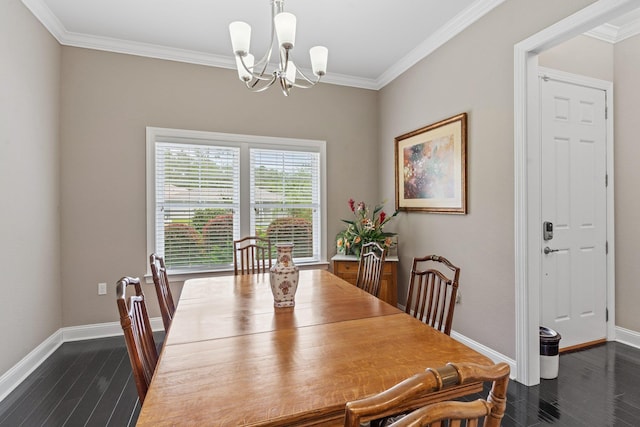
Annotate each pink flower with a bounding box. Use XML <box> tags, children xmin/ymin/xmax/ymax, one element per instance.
<box><xmin>379</xmin><ymin>211</ymin><xmax>386</xmax><ymax>224</ymax></box>
<box><xmin>348</xmin><ymin>198</ymin><xmax>355</xmax><ymax>212</ymax></box>
<box><xmin>357</xmin><ymin>201</ymin><xmax>365</xmax><ymax>212</ymax></box>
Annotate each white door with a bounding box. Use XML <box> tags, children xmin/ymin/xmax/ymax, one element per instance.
<box><xmin>540</xmin><ymin>76</ymin><xmax>607</xmax><ymax>350</ymax></box>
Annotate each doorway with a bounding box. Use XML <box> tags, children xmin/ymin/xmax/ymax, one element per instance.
<box><xmin>539</xmin><ymin>68</ymin><xmax>608</xmax><ymax>351</ymax></box>
<box><xmin>513</xmin><ymin>0</ymin><xmax>638</xmax><ymax>386</ymax></box>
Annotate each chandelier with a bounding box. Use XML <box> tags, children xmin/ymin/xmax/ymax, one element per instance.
<box><xmin>229</xmin><ymin>0</ymin><xmax>328</xmax><ymax>96</ymax></box>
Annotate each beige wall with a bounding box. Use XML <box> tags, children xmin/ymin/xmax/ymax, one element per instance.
<box><xmin>59</xmin><ymin>47</ymin><xmax>379</xmax><ymax>326</ymax></box>
<box><xmin>614</xmin><ymin>34</ymin><xmax>640</xmax><ymax>331</ymax></box>
<box><xmin>378</xmin><ymin>0</ymin><xmax>596</xmax><ymax>358</ymax></box>
<box><xmin>539</xmin><ymin>35</ymin><xmax>614</xmax><ymax>81</ymax></box>
<box><xmin>0</xmin><ymin>1</ymin><xmax>62</xmax><ymax>374</ymax></box>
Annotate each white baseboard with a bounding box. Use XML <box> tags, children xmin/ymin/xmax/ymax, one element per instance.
<box><xmin>615</xmin><ymin>326</ymin><xmax>640</xmax><ymax>349</ymax></box>
<box><xmin>0</xmin><ymin>317</ymin><xmax>164</xmax><ymax>403</ymax></box>
<box><xmin>0</xmin><ymin>329</ymin><xmax>64</xmax><ymax>402</ymax></box>
<box><xmin>450</xmin><ymin>331</ymin><xmax>517</xmax><ymax>378</ymax></box>
<box><xmin>396</xmin><ymin>303</ymin><xmax>517</xmax><ymax>377</ymax></box>
<box><xmin>62</xmin><ymin>317</ymin><xmax>164</xmax><ymax>342</ymax></box>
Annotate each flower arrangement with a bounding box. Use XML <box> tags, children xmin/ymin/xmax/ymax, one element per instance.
<box><xmin>337</xmin><ymin>199</ymin><xmax>398</xmax><ymax>257</ymax></box>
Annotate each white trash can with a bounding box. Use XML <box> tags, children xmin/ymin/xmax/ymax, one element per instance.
<box><xmin>540</xmin><ymin>326</ymin><xmax>561</xmax><ymax>379</ymax></box>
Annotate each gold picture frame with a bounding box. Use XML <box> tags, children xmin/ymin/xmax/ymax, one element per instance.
<box><xmin>395</xmin><ymin>113</ymin><xmax>467</xmax><ymax>214</ymax></box>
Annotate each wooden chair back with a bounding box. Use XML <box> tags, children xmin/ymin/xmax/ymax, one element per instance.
<box><xmin>405</xmin><ymin>255</ymin><xmax>460</xmax><ymax>335</ymax></box>
<box><xmin>344</xmin><ymin>362</ymin><xmax>510</xmax><ymax>427</ymax></box>
<box><xmin>116</xmin><ymin>276</ymin><xmax>158</xmax><ymax>404</ymax></box>
<box><xmin>233</xmin><ymin>236</ymin><xmax>272</xmax><ymax>275</ymax></box>
<box><xmin>149</xmin><ymin>253</ymin><xmax>176</xmax><ymax>333</ymax></box>
<box><xmin>355</xmin><ymin>242</ymin><xmax>387</xmax><ymax>298</ymax></box>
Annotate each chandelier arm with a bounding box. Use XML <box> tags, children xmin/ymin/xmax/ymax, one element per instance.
<box><xmin>251</xmin><ymin>0</ymin><xmax>279</xmax><ymax>76</ymax></box>
<box><xmin>291</xmin><ymin>80</ymin><xmax>319</xmax><ymax>89</ymax></box>
<box><xmin>280</xmin><ymin>47</ymin><xmax>290</xmax><ymax>75</ymax></box>
<box><xmin>247</xmin><ymin>75</ymin><xmax>278</xmax><ymax>92</ymax></box>
<box><xmin>281</xmin><ymin>51</ymin><xmax>322</xmax><ymax>89</ymax></box>
<box><xmin>249</xmin><ymin>46</ymin><xmax>273</xmax><ymax>77</ymax></box>
<box><xmin>292</xmin><ymin>66</ymin><xmax>322</xmax><ymax>87</ymax></box>
<box><xmin>237</xmin><ymin>55</ymin><xmax>274</xmax><ymax>82</ymax></box>
<box><xmin>279</xmin><ymin>76</ymin><xmax>291</xmax><ymax>96</ymax></box>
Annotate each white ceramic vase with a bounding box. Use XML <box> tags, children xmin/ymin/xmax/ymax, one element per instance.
<box><xmin>269</xmin><ymin>243</ymin><xmax>299</xmax><ymax>308</ymax></box>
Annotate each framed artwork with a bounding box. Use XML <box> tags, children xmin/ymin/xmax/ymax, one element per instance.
<box><xmin>395</xmin><ymin>113</ymin><xmax>467</xmax><ymax>214</ymax></box>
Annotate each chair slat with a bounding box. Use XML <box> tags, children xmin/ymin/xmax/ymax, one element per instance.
<box><xmin>355</xmin><ymin>242</ymin><xmax>387</xmax><ymax>298</ymax></box>
<box><xmin>233</xmin><ymin>236</ymin><xmax>272</xmax><ymax>275</ymax></box>
<box><xmin>405</xmin><ymin>255</ymin><xmax>460</xmax><ymax>335</ymax></box>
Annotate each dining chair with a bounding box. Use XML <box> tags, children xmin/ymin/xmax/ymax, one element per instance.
<box><xmin>343</xmin><ymin>362</ymin><xmax>510</xmax><ymax>427</ymax></box>
<box><xmin>233</xmin><ymin>236</ymin><xmax>272</xmax><ymax>275</ymax></box>
<box><xmin>355</xmin><ymin>242</ymin><xmax>387</xmax><ymax>298</ymax></box>
<box><xmin>116</xmin><ymin>276</ymin><xmax>159</xmax><ymax>404</ymax></box>
<box><xmin>149</xmin><ymin>253</ymin><xmax>176</xmax><ymax>333</ymax></box>
<box><xmin>404</xmin><ymin>255</ymin><xmax>460</xmax><ymax>335</ymax></box>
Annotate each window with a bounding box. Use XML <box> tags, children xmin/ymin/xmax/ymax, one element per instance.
<box><xmin>146</xmin><ymin>127</ymin><xmax>326</xmax><ymax>275</ymax></box>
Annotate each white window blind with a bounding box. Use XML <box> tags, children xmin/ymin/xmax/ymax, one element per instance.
<box><xmin>147</xmin><ymin>127</ymin><xmax>326</xmax><ymax>275</ymax></box>
<box><xmin>250</xmin><ymin>149</ymin><xmax>320</xmax><ymax>261</ymax></box>
<box><xmin>155</xmin><ymin>142</ymin><xmax>240</xmax><ymax>270</ymax></box>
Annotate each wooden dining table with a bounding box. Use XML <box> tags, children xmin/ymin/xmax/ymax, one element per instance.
<box><xmin>136</xmin><ymin>269</ymin><xmax>492</xmax><ymax>426</ymax></box>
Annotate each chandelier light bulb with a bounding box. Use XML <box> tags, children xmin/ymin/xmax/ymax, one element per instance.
<box><xmin>229</xmin><ymin>21</ymin><xmax>251</xmax><ymax>55</ymax></box>
<box><xmin>235</xmin><ymin>54</ymin><xmax>254</xmax><ymax>81</ymax></box>
<box><xmin>274</xmin><ymin>12</ymin><xmax>296</xmax><ymax>49</ymax></box>
<box><xmin>309</xmin><ymin>46</ymin><xmax>328</xmax><ymax>76</ymax></box>
<box><xmin>285</xmin><ymin>61</ymin><xmax>297</xmax><ymax>85</ymax></box>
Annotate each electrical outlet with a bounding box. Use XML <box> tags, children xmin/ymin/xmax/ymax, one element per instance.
<box><xmin>98</xmin><ymin>282</ymin><xmax>107</xmax><ymax>295</ymax></box>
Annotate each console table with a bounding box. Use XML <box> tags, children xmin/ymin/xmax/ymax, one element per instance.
<box><xmin>331</xmin><ymin>254</ymin><xmax>398</xmax><ymax>306</ymax></box>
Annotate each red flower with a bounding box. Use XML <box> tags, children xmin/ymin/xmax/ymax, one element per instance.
<box><xmin>348</xmin><ymin>198</ymin><xmax>355</xmax><ymax>212</ymax></box>
<box><xmin>379</xmin><ymin>211</ymin><xmax>386</xmax><ymax>224</ymax></box>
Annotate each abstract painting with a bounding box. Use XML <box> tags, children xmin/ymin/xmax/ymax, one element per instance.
<box><xmin>395</xmin><ymin>113</ymin><xmax>467</xmax><ymax>213</ymax></box>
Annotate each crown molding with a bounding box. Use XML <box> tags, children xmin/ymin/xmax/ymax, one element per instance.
<box><xmin>616</xmin><ymin>17</ymin><xmax>640</xmax><ymax>41</ymax></box>
<box><xmin>59</xmin><ymin>31</ymin><xmax>378</xmax><ymax>89</ymax></box>
<box><xmin>22</xmin><ymin>0</ymin><xmax>500</xmax><ymax>91</ymax></box>
<box><xmin>585</xmin><ymin>23</ymin><xmax>622</xmax><ymax>42</ymax></box>
<box><xmin>585</xmin><ymin>18</ymin><xmax>640</xmax><ymax>43</ymax></box>
<box><xmin>374</xmin><ymin>0</ymin><xmax>507</xmax><ymax>90</ymax></box>
<box><xmin>21</xmin><ymin>0</ymin><xmax>65</xmax><ymax>41</ymax></box>
<box><xmin>63</xmin><ymin>31</ymin><xmax>238</xmax><ymax>68</ymax></box>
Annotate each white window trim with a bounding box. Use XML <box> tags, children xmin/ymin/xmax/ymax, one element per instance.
<box><xmin>146</xmin><ymin>126</ymin><xmax>327</xmax><ymax>280</ymax></box>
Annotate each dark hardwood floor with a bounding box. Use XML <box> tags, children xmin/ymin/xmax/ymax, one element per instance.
<box><xmin>1</xmin><ymin>337</ymin><xmax>639</xmax><ymax>426</ymax></box>
<box><xmin>461</xmin><ymin>342</ymin><xmax>640</xmax><ymax>426</ymax></box>
<box><xmin>0</xmin><ymin>332</ymin><xmax>164</xmax><ymax>427</ymax></box>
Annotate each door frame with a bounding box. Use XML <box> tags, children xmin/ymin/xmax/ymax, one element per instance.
<box><xmin>514</xmin><ymin>0</ymin><xmax>637</xmax><ymax>386</ymax></box>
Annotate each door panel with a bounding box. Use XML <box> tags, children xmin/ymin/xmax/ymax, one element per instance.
<box><xmin>540</xmin><ymin>77</ymin><xmax>607</xmax><ymax>350</ymax></box>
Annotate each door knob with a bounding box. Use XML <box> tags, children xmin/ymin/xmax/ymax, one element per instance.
<box><xmin>543</xmin><ymin>246</ymin><xmax>559</xmax><ymax>254</ymax></box>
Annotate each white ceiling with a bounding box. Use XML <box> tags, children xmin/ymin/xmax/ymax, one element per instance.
<box><xmin>20</xmin><ymin>0</ymin><xmax>640</xmax><ymax>90</ymax></box>
<box><xmin>18</xmin><ymin>0</ymin><xmax>505</xmax><ymax>89</ymax></box>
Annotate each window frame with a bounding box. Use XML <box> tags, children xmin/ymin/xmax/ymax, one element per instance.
<box><xmin>146</xmin><ymin>127</ymin><xmax>327</xmax><ymax>280</ymax></box>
